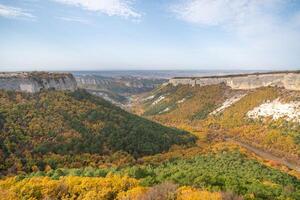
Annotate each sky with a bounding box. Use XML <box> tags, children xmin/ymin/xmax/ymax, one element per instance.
<box><xmin>0</xmin><ymin>0</ymin><xmax>300</xmax><ymax>71</ymax></box>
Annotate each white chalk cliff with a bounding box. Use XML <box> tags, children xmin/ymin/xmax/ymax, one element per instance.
<box><xmin>0</xmin><ymin>72</ymin><xmax>77</xmax><ymax>93</ymax></box>
<box><xmin>169</xmin><ymin>71</ymin><xmax>300</xmax><ymax>91</ymax></box>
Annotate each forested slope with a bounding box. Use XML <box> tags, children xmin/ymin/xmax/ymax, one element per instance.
<box><xmin>1</xmin><ymin>146</ymin><xmax>299</xmax><ymax>200</ymax></box>
<box><xmin>1</xmin><ymin>84</ymin><xmax>300</xmax><ymax>200</ymax></box>
<box><xmin>136</xmin><ymin>84</ymin><xmax>300</xmax><ymax>165</ymax></box>
<box><xmin>0</xmin><ymin>89</ymin><xmax>195</xmax><ymax>175</ymax></box>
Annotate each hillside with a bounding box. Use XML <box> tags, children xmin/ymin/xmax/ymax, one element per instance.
<box><xmin>135</xmin><ymin>83</ymin><xmax>300</xmax><ymax>166</ymax></box>
<box><xmin>0</xmin><ymin>89</ymin><xmax>195</xmax><ymax>175</ymax></box>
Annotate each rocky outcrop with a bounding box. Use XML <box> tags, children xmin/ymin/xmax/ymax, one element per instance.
<box><xmin>0</xmin><ymin>72</ymin><xmax>77</xmax><ymax>93</ymax></box>
<box><xmin>169</xmin><ymin>71</ymin><xmax>300</xmax><ymax>91</ymax></box>
<box><xmin>247</xmin><ymin>99</ymin><xmax>300</xmax><ymax>123</ymax></box>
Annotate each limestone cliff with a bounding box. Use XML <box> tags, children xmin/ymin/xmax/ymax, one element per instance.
<box><xmin>169</xmin><ymin>71</ymin><xmax>300</xmax><ymax>91</ymax></box>
<box><xmin>0</xmin><ymin>72</ymin><xmax>77</xmax><ymax>93</ymax></box>
<box><xmin>75</xmin><ymin>75</ymin><xmax>166</xmax><ymax>93</ymax></box>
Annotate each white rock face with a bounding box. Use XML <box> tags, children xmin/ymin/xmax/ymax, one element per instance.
<box><xmin>177</xmin><ymin>98</ymin><xmax>186</xmax><ymax>104</ymax></box>
<box><xmin>159</xmin><ymin>107</ymin><xmax>170</xmax><ymax>114</ymax></box>
<box><xmin>152</xmin><ymin>96</ymin><xmax>165</xmax><ymax>105</ymax></box>
<box><xmin>169</xmin><ymin>71</ymin><xmax>300</xmax><ymax>91</ymax></box>
<box><xmin>20</xmin><ymin>84</ymin><xmax>35</xmax><ymax>93</ymax></box>
<box><xmin>143</xmin><ymin>95</ymin><xmax>155</xmax><ymax>101</ymax></box>
<box><xmin>0</xmin><ymin>72</ymin><xmax>77</xmax><ymax>93</ymax></box>
<box><xmin>247</xmin><ymin>99</ymin><xmax>300</xmax><ymax>123</ymax></box>
<box><xmin>211</xmin><ymin>93</ymin><xmax>247</xmax><ymax>115</ymax></box>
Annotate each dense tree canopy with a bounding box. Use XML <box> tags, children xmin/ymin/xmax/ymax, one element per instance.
<box><xmin>13</xmin><ymin>149</ymin><xmax>300</xmax><ymax>200</ymax></box>
<box><xmin>0</xmin><ymin>89</ymin><xmax>195</xmax><ymax>175</ymax></box>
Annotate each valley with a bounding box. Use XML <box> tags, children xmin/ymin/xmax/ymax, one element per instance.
<box><xmin>226</xmin><ymin>138</ymin><xmax>300</xmax><ymax>173</ymax></box>
<box><xmin>2</xmin><ymin>0</ymin><xmax>300</xmax><ymax>199</ymax></box>
<box><xmin>74</xmin><ymin>72</ymin><xmax>167</xmax><ymax>108</ymax></box>
<box><xmin>0</xmin><ymin>71</ymin><xmax>300</xmax><ymax>200</ymax></box>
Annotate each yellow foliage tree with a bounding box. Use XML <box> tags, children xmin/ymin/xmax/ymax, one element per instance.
<box><xmin>177</xmin><ymin>186</ymin><xmax>222</xmax><ymax>200</ymax></box>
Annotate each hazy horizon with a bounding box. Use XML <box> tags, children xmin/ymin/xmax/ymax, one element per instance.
<box><xmin>1</xmin><ymin>0</ymin><xmax>300</xmax><ymax>71</ymax></box>
<box><xmin>0</xmin><ymin>68</ymin><xmax>296</xmax><ymax>73</ymax></box>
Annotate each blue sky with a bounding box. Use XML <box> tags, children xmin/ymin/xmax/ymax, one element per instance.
<box><xmin>0</xmin><ymin>0</ymin><xmax>300</xmax><ymax>71</ymax></box>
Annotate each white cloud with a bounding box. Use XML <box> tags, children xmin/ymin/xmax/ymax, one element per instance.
<box><xmin>170</xmin><ymin>0</ymin><xmax>300</xmax><ymax>68</ymax></box>
<box><xmin>53</xmin><ymin>0</ymin><xmax>141</xmax><ymax>18</ymax></box>
<box><xmin>0</xmin><ymin>3</ymin><xmax>35</xmax><ymax>19</ymax></box>
<box><xmin>171</xmin><ymin>0</ymin><xmax>283</xmax><ymax>27</ymax></box>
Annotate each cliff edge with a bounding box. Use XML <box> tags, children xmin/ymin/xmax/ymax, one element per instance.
<box><xmin>169</xmin><ymin>71</ymin><xmax>300</xmax><ymax>91</ymax></box>
<box><xmin>0</xmin><ymin>72</ymin><xmax>77</xmax><ymax>93</ymax></box>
